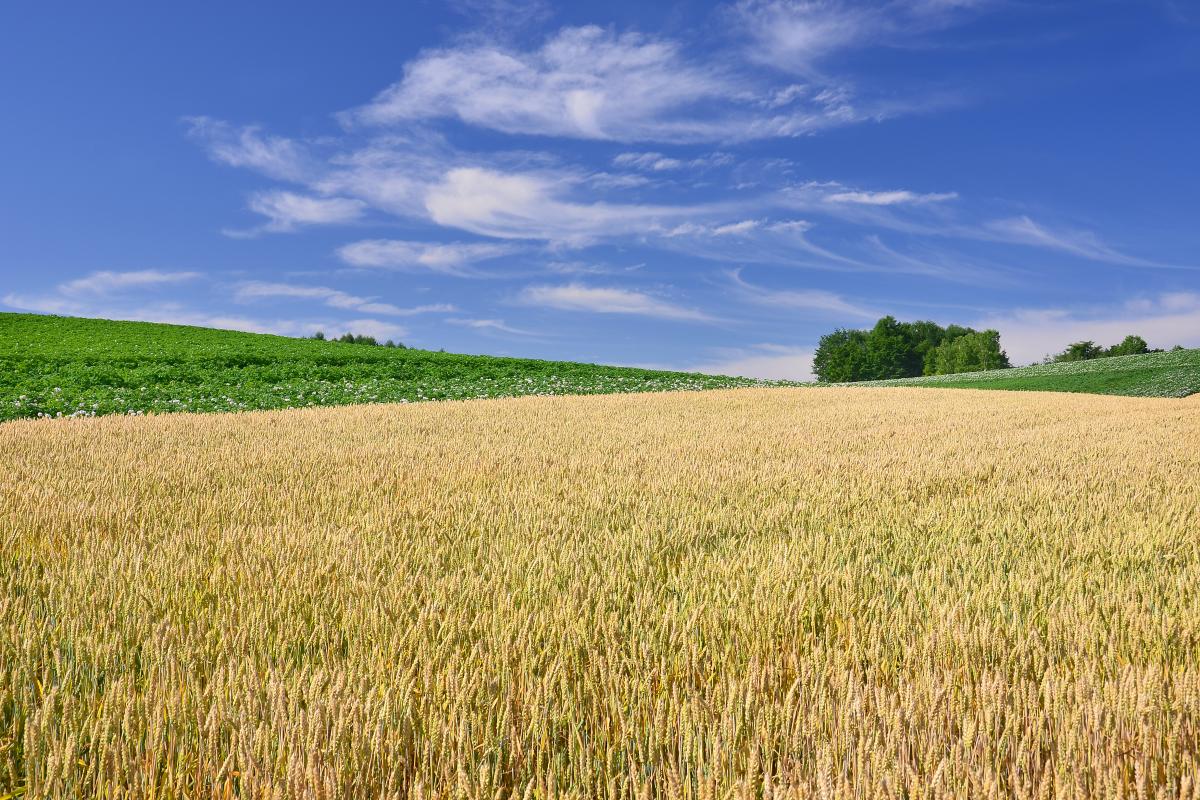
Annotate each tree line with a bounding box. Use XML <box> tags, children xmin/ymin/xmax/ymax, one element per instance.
<box><xmin>813</xmin><ymin>318</ymin><xmax>1169</xmax><ymax>383</ymax></box>
<box><xmin>310</xmin><ymin>331</ymin><xmax>406</xmax><ymax>349</ymax></box>
<box><xmin>1043</xmin><ymin>335</ymin><xmax>1178</xmax><ymax>363</ymax></box>
<box><xmin>813</xmin><ymin>317</ymin><xmax>1009</xmax><ymax>382</ymax></box>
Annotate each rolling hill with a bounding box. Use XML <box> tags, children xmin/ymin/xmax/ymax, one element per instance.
<box><xmin>4</xmin><ymin>313</ymin><xmax>1197</xmax><ymax>423</ymax></box>
<box><xmin>846</xmin><ymin>347</ymin><xmax>1200</xmax><ymax>398</ymax></box>
<box><xmin>0</xmin><ymin>313</ymin><xmax>788</xmax><ymax>421</ymax></box>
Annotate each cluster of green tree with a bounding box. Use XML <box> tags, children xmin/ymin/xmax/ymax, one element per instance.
<box><xmin>1046</xmin><ymin>335</ymin><xmax>1162</xmax><ymax>363</ymax></box>
<box><xmin>813</xmin><ymin>316</ymin><xmax>1010</xmax><ymax>383</ymax></box>
<box><xmin>311</xmin><ymin>331</ymin><xmax>405</xmax><ymax>348</ymax></box>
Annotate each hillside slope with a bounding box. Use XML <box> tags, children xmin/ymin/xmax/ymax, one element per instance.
<box><xmin>848</xmin><ymin>347</ymin><xmax>1200</xmax><ymax>397</ymax></box>
<box><xmin>0</xmin><ymin>313</ymin><xmax>788</xmax><ymax>421</ymax></box>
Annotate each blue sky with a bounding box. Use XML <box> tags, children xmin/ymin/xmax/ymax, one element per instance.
<box><xmin>2</xmin><ymin>0</ymin><xmax>1198</xmax><ymax>378</ymax></box>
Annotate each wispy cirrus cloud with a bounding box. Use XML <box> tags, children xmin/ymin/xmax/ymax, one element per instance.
<box><xmin>339</xmin><ymin>24</ymin><xmax>896</xmax><ymax>143</ymax></box>
<box><xmin>727</xmin><ymin>268</ymin><xmax>877</xmax><ymax>318</ymax></box>
<box><xmin>57</xmin><ymin>269</ymin><xmax>203</xmax><ymax>297</ymax></box>
<box><xmin>520</xmin><ymin>283</ymin><xmax>712</xmax><ymax>321</ymax></box>
<box><xmin>446</xmin><ymin>317</ymin><xmax>538</xmax><ymax>336</ymax></box>
<box><xmin>784</xmin><ymin>180</ymin><xmax>960</xmax><ymax>214</ymax></box>
<box><xmin>422</xmin><ymin>167</ymin><xmax>716</xmax><ymax>244</ymax></box>
<box><xmin>185</xmin><ymin>116</ymin><xmax>314</xmax><ymax>181</ymax></box>
<box><xmin>731</xmin><ymin>0</ymin><xmax>991</xmax><ymax>74</ymax></box>
<box><xmin>612</xmin><ymin>151</ymin><xmax>733</xmax><ymax>172</ymax></box>
<box><xmin>980</xmin><ymin>216</ymin><xmax>1193</xmax><ymax>270</ymax></box>
<box><xmin>826</xmin><ymin>188</ymin><xmax>958</xmax><ymax>206</ymax></box>
<box><xmin>6</xmin><ymin>269</ymin><xmax>203</xmax><ymax>317</ymax></box>
<box><xmin>780</xmin><ymin>183</ymin><xmax>1190</xmax><ymax>272</ymax></box>
<box><xmin>233</xmin><ymin>281</ymin><xmax>455</xmax><ymax>317</ymax></box>
<box><xmin>337</xmin><ymin>238</ymin><xmax>519</xmax><ymax>275</ymax></box>
<box><xmin>660</xmin><ymin>217</ymin><xmax>874</xmax><ymax>272</ymax></box>
<box><xmin>342</xmin><ymin>26</ymin><xmax>739</xmax><ymax>142</ymax></box>
<box><xmin>187</xmin><ymin>105</ymin><xmax>1182</xmax><ymax>281</ymax></box>
<box><xmin>232</xmin><ymin>191</ymin><xmax>366</xmax><ymax>236</ymax></box>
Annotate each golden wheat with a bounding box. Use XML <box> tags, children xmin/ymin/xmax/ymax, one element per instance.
<box><xmin>2</xmin><ymin>387</ymin><xmax>1200</xmax><ymax>799</ymax></box>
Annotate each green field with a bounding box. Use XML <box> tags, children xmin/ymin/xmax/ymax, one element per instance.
<box><xmin>4</xmin><ymin>314</ymin><xmax>1197</xmax><ymax>422</ymax></box>
<box><xmin>0</xmin><ymin>313</ymin><xmax>787</xmax><ymax>421</ymax></box>
<box><xmin>850</xmin><ymin>347</ymin><xmax>1200</xmax><ymax>397</ymax></box>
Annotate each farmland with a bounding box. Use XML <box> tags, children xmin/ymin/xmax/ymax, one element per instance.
<box><xmin>0</xmin><ymin>313</ymin><xmax>787</xmax><ymax>421</ymax></box>
<box><xmin>3</xmin><ymin>387</ymin><xmax>1200</xmax><ymax>798</ymax></box>
<box><xmin>850</xmin><ymin>347</ymin><xmax>1200</xmax><ymax>397</ymax></box>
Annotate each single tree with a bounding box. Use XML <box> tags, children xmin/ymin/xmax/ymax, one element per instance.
<box><xmin>1105</xmin><ymin>335</ymin><xmax>1149</xmax><ymax>357</ymax></box>
<box><xmin>1053</xmin><ymin>341</ymin><xmax>1105</xmax><ymax>362</ymax></box>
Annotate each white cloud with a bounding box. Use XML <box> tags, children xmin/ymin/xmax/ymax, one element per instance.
<box><xmin>343</xmin><ymin>26</ymin><xmax>742</xmax><ymax>142</ymax></box>
<box><xmin>423</xmin><ymin>166</ymin><xmax>703</xmax><ymax>243</ymax></box>
<box><xmin>864</xmin><ymin>236</ymin><xmax>1011</xmax><ymax>286</ymax></box>
<box><xmin>982</xmin><ymin>216</ymin><xmax>1186</xmax><ymax>269</ymax></box>
<box><xmin>185</xmin><ymin>117</ymin><xmax>312</xmax><ymax>182</ymax></box>
<box><xmin>520</xmin><ymin>283</ymin><xmax>712</xmax><ymax>321</ymax></box>
<box><xmin>826</xmin><ymin>189</ymin><xmax>957</xmax><ymax>205</ymax></box>
<box><xmin>711</xmin><ymin>219</ymin><xmax>762</xmax><ymax>236</ymax></box>
<box><xmin>977</xmin><ymin>293</ymin><xmax>1200</xmax><ymax>365</ymax></box>
<box><xmin>613</xmin><ymin>152</ymin><xmax>685</xmax><ymax>171</ymax></box>
<box><xmin>543</xmin><ymin>260</ymin><xmax>643</xmax><ymax>276</ymax></box>
<box><xmin>611</xmin><ymin>151</ymin><xmax>734</xmax><ymax>172</ymax></box>
<box><xmin>664</xmin><ymin>219</ymin><xmax>764</xmax><ymax>238</ymax></box>
<box><xmin>1161</xmin><ymin>292</ymin><xmax>1200</xmax><ymax>311</ymax></box>
<box><xmin>447</xmin><ymin>317</ymin><xmax>537</xmax><ymax>336</ymax></box>
<box><xmin>5</xmin><ymin>270</ymin><xmax>204</xmax><ymax>317</ymax></box>
<box><xmin>233</xmin><ymin>281</ymin><xmax>455</xmax><ymax>317</ymax></box>
<box><xmin>786</xmin><ymin>181</ymin><xmax>959</xmax><ymax>213</ymax></box>
<box><xmin>337</xmin><ymin>238</ymin><xmax>517</xmax><ymax>275</ymax></box>
<box><xmin>7</xmin><ymin>271</ymin><xmax>205</xmax><ymax>315</ymax></box>
<box><xmin>686</xmin><ymin>343</ymin><xmax>815</xmax><ymax>381</ymax></box>
<box><xmin>586</xmin><ymin>171</ymin><xmax>654</xmax><ymax>190</ymax></box>
<box><xmin>732</xmin><ymin>0</ymin><xmax>879</xmax><ymax>72</ymax></box>
<box><xmin>241</xmin><ymin>191</ymin><xmax>366</xmax><ymax>234</ymax></box>
<box><xmin>339</xmin><ymin>24</ymin><xmax>896</xmax><ymax>143</ymax></box>
<box><xmin>728</xmin><ymin>269</ymin><xmax>876</xmax><ymax>318</ymax></box>
<box><xmin>57</xmin><ymin>269</ymin><xmax>203</xmax><ymax>297</ymax></box>
<box><xmin>313</xmin><ymin>134</ymin><xmax>458</xmax><ymax>218</ymax></box>
<box><xmin>661</xmin><ymin>216</ymin><xmax>873</xmax><ymax>272</ymax></box>
<box><xmin>731</xmin><ymin>0</ymin><xmax>988</xmax><ymax>74</ymax></box>
<box><xmin>780</xmin><ymin>185</ymin><xmax>1186</xmax><ymax>272</ymax></box>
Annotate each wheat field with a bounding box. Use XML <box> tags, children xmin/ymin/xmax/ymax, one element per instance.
<box><xmin>2</xmin><ymin>387</ymin><xmax>1199</xmax><ymax>799</ymax></box>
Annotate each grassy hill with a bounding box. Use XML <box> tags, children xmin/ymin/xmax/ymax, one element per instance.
<box><xmin>0</xmin><ymin>313</ymin><xmax>788</xmax><ymax>421</ymax></box>
<box><xmin>848</xmin><ymin>347</ymin><xmax>1200</xmax><ymax>397</ymax></box>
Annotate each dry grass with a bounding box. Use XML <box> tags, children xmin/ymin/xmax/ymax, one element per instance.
<box><xmin>2</xmin><ymin>387</ymin><xmax>1200</xmax><ymax>799</ymax></box>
